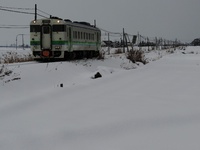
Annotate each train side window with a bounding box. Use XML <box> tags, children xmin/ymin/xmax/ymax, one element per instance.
<box><xmin>78</xmin><ymin>32</ymin><xmax>80</xmax><ymax>39</ymax></box>
<box><xmin>92</xmin><ymin>34</ymin><xmax>94</xmax><ymax>40</ymax></box>
<box><xmin>30</xmin><ymin>25</ymin><xmax>41</xmax><ymax>32</ymax></box>
<box><xmin>97</xmin><ymin>32</ymin><xmax>99</xmax><ymax>41</ymax></box>
<box><xmin>81</xmin><ymin>32</ymin><xmax>83</xmax><ymax>39</ymax></box>
<box><xmin>66</xmin><ymin>28</ymin><xmax>68</xmax><ymax>37</ymax></box>
<box><xmin>86</xmin><ymin>33</ymin><xmax>88</xmax><ymax>40</ymax></box>
<box><xmin>89</xmin><ymin>34</ymin><xmax>90</xmax><ymax>40</ymax></box>
<box><xmin>84</xmin><ymin>33</ymin><xmax>86</xmax><ymax>39</ymax></box>
<box><xmin>73</xmin><ymin>31</ymin><xmax>75</xmax><ymax>39</ymax></box>
<box><xmin>73</xmin><ymin>31</ymin><xmax>78</xmax><ymax>39</ymax></box>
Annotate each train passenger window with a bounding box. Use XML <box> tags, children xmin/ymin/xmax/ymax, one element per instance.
<box><xmin>75</xmin><ymin>31</ymin><xmax>77</xmax><ymax>39</ymax></box>
<box><xmin>97</xmin><ymin>32</ymin><xmax>100</xmax><ymax>41</ymax></box>
<box><xmin>86</xmin><ymin>33</ymin><xmax>88</xmax><ymax>40</ymax></box>
<box><xmin>89</xmin><ymin>34</ymin><xmax>91</xmax><ymax>40</ymax></box>
<box><xmin>81</xmin><ymin>32</ymin><xmax>83</xmax><ymax>39</ymax></box>
<box><xmin>53</xmin><ymin>25</ymin><xmax>66</xmax><ymax>32</ymax></box>
<box><xmin>73</xmin><ymin>31</ymin><xmax>78</xmax><ymax>39</ymax></box>
<box><xmin>92</xmin><ymin>34</ymin><xmax>94</xmax><ymax>40</ymax></box>
<box><xmin>78</xmin><ymin>32</ymin><xmax>80</xmax><ymax>39</ymax></box>
<box><xmin>66</xmin><ymin>28</ymin><xmax>68</xmax><ymax>37</ymax></box>
<box><xmin>30</xmin><ymin>25</ymin><xmax>41</xmax><ymax>32</ymax></box>
<box><xmin>84</xmin><ymin>33</ymin><xmax>86</xmax><ymax>39</ymax></box>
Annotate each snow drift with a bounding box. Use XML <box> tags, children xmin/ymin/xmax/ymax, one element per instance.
<box><xmin>0</xmin><ymin>46</ymin><xmax>200</xmax><ymax>150</ymax></box>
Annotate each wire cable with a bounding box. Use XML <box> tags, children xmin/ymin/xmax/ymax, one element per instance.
<box><xmin>0</xmin><ymin>5</ymin><xmax>34</xmax><ymax>10</ymax></box>
<box><xmin>37</xmin><ymin>9</ymin><xmax>51</xmax><ymax>16</ymax></box>
<box><xmin>0</xmin><ymin>24</ymin><xmax>29</xmax><ymax>29</ymax></box>
<box><xmin>0</xmin><ymin>8</ymin><xmax>34</xmax><ymax>15</ymax></box>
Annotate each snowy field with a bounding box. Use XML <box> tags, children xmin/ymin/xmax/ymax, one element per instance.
<box><xmin>0</xmin><ymin>46</ymin><xmax>200</xmax><ymax>150</ymax></box>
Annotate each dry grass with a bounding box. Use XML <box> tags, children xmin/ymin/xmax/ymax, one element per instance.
<box><xmin>115</xmin><ymin>48</ymin><xmax>123</xmax><ymax>54</ymax></box>
<box><xmin>97</xmin><ymin>50</ymin><xmax>105</xmax><ymax>60</ymax></box>
<box><xmin>126</xmin><ymin>49</ymin><xmax>148</xmax><ymax>64</ymax></box>
<box><xmin>0</xmin><ymin>52</ymin><xmax>34</xmax><ymax>64</ymax></box>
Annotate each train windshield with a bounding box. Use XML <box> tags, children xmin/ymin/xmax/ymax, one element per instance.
<box><xmin>30</xmin><ymin>25</ymin><xmax>41</xmax><ymax>32</ymax></box>
<box><xmin>53</xmin><ymin>25</ymin><xmax>66</xmax><ymax>32</ymax></box>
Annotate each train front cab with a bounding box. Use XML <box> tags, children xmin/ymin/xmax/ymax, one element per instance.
<box><xmin>31</xmin><ymin>19</ymin><xmax>66</xmax><ymax>60</ymax></box>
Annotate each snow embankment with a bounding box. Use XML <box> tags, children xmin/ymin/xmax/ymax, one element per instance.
<box><xmin>0</xmin><ymin>46</ymin><xmax>200</xmax><ymax>150</ymax></box>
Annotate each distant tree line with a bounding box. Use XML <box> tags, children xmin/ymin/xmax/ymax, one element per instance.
<box><xmin>0</xmin><ymin>44</ymin><xmax>30</xmax><ymax>48</ymax></box>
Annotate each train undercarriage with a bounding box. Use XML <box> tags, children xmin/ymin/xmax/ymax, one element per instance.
<box><xmin>33</xmin><ymin>50</ymin><xmax>100</xmax><ymax>61</ymax></box>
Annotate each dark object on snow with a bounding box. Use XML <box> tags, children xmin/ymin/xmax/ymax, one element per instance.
<box><xmin>191</xmin><ymin>38</ymin><xmax>200</xmax><ymax>46</ymax></box>
<box><xmin>92</xmin><ymin>72</ymin><xmax>102</xmax><ymax>79</ymax></box>
<box><xmin>60</xmin><ymin>83</ymin><xmax>63</xmax><ymax>87</ymax></box>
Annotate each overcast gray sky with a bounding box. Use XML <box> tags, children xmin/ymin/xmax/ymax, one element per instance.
<box><xmin>0</xmin><ymin>0</ymin><xmax>200</xmax><ymax>45</ymax></box>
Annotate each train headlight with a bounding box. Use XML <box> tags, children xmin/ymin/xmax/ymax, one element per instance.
<box><xmin>55</xmin><ymin>46</ymin><xmax>62</xmax><ymax>50</ymax></box>
<box><xmin>57</xmin><ymin>20</ymin><xmax>60</xmax><ymax>23</ymax></box>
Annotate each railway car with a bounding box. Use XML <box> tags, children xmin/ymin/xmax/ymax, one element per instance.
<box><xmin>30</xmin><ymin>17</ymin><xmax>101</xmax><ymax>60</ymax></box>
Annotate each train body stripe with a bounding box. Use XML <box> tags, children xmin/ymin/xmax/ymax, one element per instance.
<box><xmin>52</xmin><ymin>41</ymin><xmax>68</xmax><ymax>45</ymax></box>
<box><xmin>73</xmin><ymin>41</ymin><xmax>96</xmax><ymax>46</ymax></box>
<box><xmin>30</xmin><ymin>41</ymin><xmax>97</xmax><ymax>46</ymax></box>
<box><xmin>30</xmin><ymin>41</ymin><xmax>40</xmax><ymax>45</ymax></box>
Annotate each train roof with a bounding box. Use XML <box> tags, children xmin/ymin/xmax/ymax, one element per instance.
<box><xmin>30</xmin><ymin>17</ymin><xmax>101</xmax><ymax>32</ymax></box>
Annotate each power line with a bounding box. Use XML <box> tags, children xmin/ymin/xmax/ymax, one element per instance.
<box><xmin>37</xmin><ymin>13</ymin><xmax>49</xmax><ymax>18</ymax></box>
<box><xmin>0</xmin><ymin>5</ymin><xmax>34</xmax><ymax>10</ymax></box>
<box><xmin>0</xmin><ymin>24</ymin><xmax>29</xmax><ymax>29</ymax></box>
<box><xmin>37</xmin><ymin>9</ymin><xmax>51</xmax><ymax>16</ymax></box>
<box><xmin>97</xmin><ymin>26</ymin><xmax>122</xmax><ymax>35</ymax></box>
<box><xmin>0</xmin><ymin>27</ymin><xmax>29</xmax><ymax>29</ymax></box>
<box><xmin>0</xmin><ymin>7</ymin><xmax>34</xmax><ymax>15</ymax></box>
<box><xmin>0</xmin><ymin>24</ymin><xmax>29</xmax><ymax>27</ymax></box>
<box><xmin>0</xmin><ymin>5</ymin><xmax>51</xmax><ymax>18</ymax></box>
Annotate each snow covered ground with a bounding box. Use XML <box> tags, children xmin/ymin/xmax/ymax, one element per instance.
<box><xmin>0</xmin><ymin>46</ymin><xmax>200</xmax><ymax>150</ymax></box>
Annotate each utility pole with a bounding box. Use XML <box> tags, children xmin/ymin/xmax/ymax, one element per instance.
<box><xmin>94</xmin><ymin>20</ymin><xmax>96</xmax><ymax>27</ymax></box>
<box><xmin>123</xmin><ymin>28</ymin><xmax>125</xmax><ymax>53</ymax></box>
<box><xmin>22</xmin><ymin>34</ymin><xmax>24</xmax><ymax>50</ymax></box>
<box><xmin>35</xmin><ymin>4</ymin><xmax>37</xmax><ymax>21</ymax></box>
<box><xmin>137</xmin><ymin>32</ymin><xmax>140</xmax><ymax>45</ymax></box>
<box><xmin>108</xmin><ymin>33</ymin><xmax>110</xmax><ymax>54</ymax></box>
<box><xmin>16</xmin><ymin>34</ymin><xmax>25</xmax><ymax>50</ymax></box>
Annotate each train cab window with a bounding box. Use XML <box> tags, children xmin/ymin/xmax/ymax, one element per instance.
<box><xmin>30</xmin><ymin>25</ymin><xmax>41</xmax><ymax>32</ymax></box>
<box><xmin>53</xmin><ymin>25</ymin><xmax>66</xmax><ymax>32</ymax></box>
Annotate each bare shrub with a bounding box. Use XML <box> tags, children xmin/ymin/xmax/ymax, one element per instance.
<box><xmin>0</xmin><ymin>65</ymin><xmax>4</xmax><ymax>76</ymax></box>
<box><xmin>167</xmin><ymin>49</ymin><xmax>175</xmax><ymax>54</ymax></box>
<box><xmin>115</xmin><ymin>48</ymin><xmax>123</xmax><ymax>54</ymax></box>
<box><xmin>126</xmin><ymin>49</ymin><xmax>148</xmax><ymax>64</ymax></box>
<box><xmin>2</xmin><ymin>52</ymin><xmax>34</xmax><ymax>64</ymax></box>
<box><xmin>0</xmin><ymin>64</ymin><xmax>21</xmax><ymax>84</ymax></box>
<box><xmin>97</xmin><ymin>50</ymin><xmax>105</xmax><ymax>60</ymax></box>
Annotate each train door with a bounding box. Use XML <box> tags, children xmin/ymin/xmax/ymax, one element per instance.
<box><xmin>96</xmin><ymin>32</ymin><xmax>100</xmax><ymax>50</ymax></box>
<box><xmin>68</xmin><ymin>27</ymin><xmax>72</xmax><ymax>51</ymax></box>
<box><xmin>41</xmin><ymin>25</ymin><xmax>52</xmax><ymax>49</ymax></box>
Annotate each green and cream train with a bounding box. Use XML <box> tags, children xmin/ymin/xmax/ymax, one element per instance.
<box><xmin>30</xmin><ymin>17</ymin><xmax>101</xmax><ymax>60</ymax></box>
